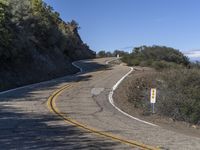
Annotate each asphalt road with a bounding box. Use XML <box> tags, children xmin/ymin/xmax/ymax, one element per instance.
<box><xmin>0</xmin><ymin>58</ymin><xmax>200</xmax><ymax>150</ymax></box>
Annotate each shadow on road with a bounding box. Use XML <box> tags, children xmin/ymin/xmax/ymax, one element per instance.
<box><xmin>0</xmin><ymin>104</ymin><xmax>122</xmax><ymax>149</ymax></box>
<box><xmin>0</xmin><ymin>60</ymin><xmax>125</xmax><ymax>149</ymax></box>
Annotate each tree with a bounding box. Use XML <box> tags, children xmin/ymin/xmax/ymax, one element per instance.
<box><xmin>98</xmin><ymin>50</ymin><xmax>106</xmax><ymax>57</ymax></box>
<box><xmin>122</xmin><ymin>45</ymin><xmax>190</xmax><ymax>67</ymax></box>
<box><xmin>70</xmin><ymin>20</ymin><xmax>80</xmax><ymax>30</ymax></box>
<box><xmin>113</xmin><ymin>50</ymin><xmax>128</xmax><ymax>57</ymax></box>
<box><xmin>0</xmin><ymin>0</ymin><xmax>12</xmax><ymax>48</ymax></box>
<box><xmin>31</xmin><ymin>0</ymin><xmax>43</xmax><ymax>15</ymax></box>
<box><xmin>106</xmin><ymin>51</ymin><xmax>112</xmax><ymax>57</ymax></box>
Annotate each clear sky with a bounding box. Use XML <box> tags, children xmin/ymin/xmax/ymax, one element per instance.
<box><xmin>43</xmin><ymin>0</ymin><xmax>200</xmax><ymax>60</ymax></box>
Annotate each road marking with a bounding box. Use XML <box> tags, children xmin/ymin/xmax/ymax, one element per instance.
<box><xmin>108</xmin><ymin>67</ymin><xmax>158</xmax><ymax>127</ymax></box>
<box><xmin>47</xmin><ymin>83</ymin><xmax>159</xmax><ymax>150</ymax></box>
<box><xmin>0</xmin><ymin>58</ymin><xmax>110</xmax><ymax>95</ymax></box>
<box><xmin>0</xmin><ymin>79</ymin><xmax>59</xmax><ymax>95</ymax></box>
<box><xmin>105</xmin><ymin>58</ymin><xmax>119</xmax><ymax>64</ymax></box>
<box><xmin>72</xmin><ymin>61</ymin><xmax>83</xmax><ymax>74</ymax></box>
<box><xmin>0</xmin><ymin>57</ymin><xmax>159</xmax><ymax>149</ymax></box>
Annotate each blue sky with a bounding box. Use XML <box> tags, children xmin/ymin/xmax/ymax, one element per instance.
<box><xmin>44</xmin><ymin>0</ymin><xmax>200</xmax><ymax>60</ymax></box>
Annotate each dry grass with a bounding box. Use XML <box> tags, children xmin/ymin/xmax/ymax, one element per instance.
<box><xmin>127</xmin><ymin>68</ymin><xmax>200</xmax><ymax>124</ymax></box>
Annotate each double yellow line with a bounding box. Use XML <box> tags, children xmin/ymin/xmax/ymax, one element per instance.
<box><xmin>47</xmin><ymin>83</ymin><xmax>160</xmax><ymax>150</ymax></box>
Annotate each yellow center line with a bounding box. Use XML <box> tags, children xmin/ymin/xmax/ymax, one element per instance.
<box><xmin>46</xmin><ymin>75</ymin><xmax>160</xmax><ymax>150</ymax></box>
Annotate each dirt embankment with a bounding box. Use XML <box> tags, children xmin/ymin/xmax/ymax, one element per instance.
<box><xmin>113</xmin><ymin>66</ymin><xmax>200</xmax><ymax>138</ymax></box>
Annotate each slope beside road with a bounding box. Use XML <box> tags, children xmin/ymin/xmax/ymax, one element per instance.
<box><xmin>0</xmin><ymin>58</ymin><xmax>200</xmax><ymax>150</ymax></box>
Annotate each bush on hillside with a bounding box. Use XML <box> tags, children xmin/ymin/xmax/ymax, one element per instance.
<box><xmin>122</xmin><ymin>45</ymin><xmax>190</xmax><ymax>69</ymax></box>
<box><xmin>0</xmin><ymin>0</ymin><xmax>95</xmax><ymax>67</ymax></box>
<box><xmin>127</xmin><ymin>68</ymin><xmax>200</xmax><ymax>124</ymax></box>
<box><xmin>97</xmin><ymin>50</ymin><xmax>128</xmax><ymax>58</ymax></box>
<box><xmin>0</xmin><ymin>0</ymin><xmax>95</xmax><ymax>91</ymax></box>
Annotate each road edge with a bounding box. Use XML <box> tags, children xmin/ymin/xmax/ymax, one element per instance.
<box><xmin>46</xmin><ymin>78</ymin><xmax>159</xmax><ymax>150</ymax></box>
<box><xmin>0</xmin><ymin>60</ymin><xmax>83</xmax><ymax>95</ymax></box>
<box><xmin>108</xmin><ymin>66</ymin><xmax>158</xmax><ymax>127</ymax></box>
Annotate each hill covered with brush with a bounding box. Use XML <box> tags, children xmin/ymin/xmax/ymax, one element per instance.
<box><xmin>0</xmin><ymin>0</ymin><xmax>95</xmax><ymax>91</ymax></box>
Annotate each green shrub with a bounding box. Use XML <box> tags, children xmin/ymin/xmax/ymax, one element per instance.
<box><xmin>127</xmin><ymin>68</ymin><xmax>200</xmax><ymax>124</ymax></box>
<box><xmin>152</xmin><ymin>61</ymin><xmax>169</xmax><ymax>70</ymax></box>
<box><xmin>158</xmin><ymin>69</ymin><xmax>200</xmax><ymax>124</ymax></box>
<box><xmin>0</xmin><ymin>0</ymin><xmax>95</xmax><ymax>91</ymax></box>
<box><xmin>140</xmin><ymin>59</ymin><xmax>153</xmax><ymax>67</ymax></box>
<box><xmin>130</xmin><ymin>59</ymin><xmax>140</xmax><ymax>66</ymax></box>
<box><xmin>122</xmin><ymin>45</ymin><xmax>190</xmax><ymax>69</ymax></box>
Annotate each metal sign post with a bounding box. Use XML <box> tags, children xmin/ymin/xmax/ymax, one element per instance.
<box><xmin>152</xmin><ymin>103</ymin><xmax>155</xmax><ymax>114</ymax></box>
<box><xmin>150</xmin><ymin>88</ymin><xmax>156</xmax><ymax>113</ymax></box>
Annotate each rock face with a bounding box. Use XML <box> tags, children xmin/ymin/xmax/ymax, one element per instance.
<box><xmin>0</xmin><ymin>0</ymin><xmax>95</xmax><ymax>91</ymax></box>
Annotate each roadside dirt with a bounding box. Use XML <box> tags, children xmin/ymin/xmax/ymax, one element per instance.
<box><xmin>113</xmin><ymin>66</ymin><xmax>200</xmax><ymax>138</ymax></box>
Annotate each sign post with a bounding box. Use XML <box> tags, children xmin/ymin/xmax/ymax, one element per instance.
<box><xmin>150</xmin><ymin>88</ymin><xmax>156</xmax><ymax>113</ymax></box>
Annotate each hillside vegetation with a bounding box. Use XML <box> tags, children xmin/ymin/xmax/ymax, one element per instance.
<box><xmin>122</xmin><ymin>45</ymin><xmax>200</xmax><ymax>125</ymax></box>
<box><xmin>0</xmin><ymin>0</ymin><xmax>95</xmax><ymax>91</ymax></box>
<box><xmin>97</xmin><ymin>50</ymin><xmax>128</xmax><ymax>58</ymax></box>
<box><xmin>122</xmin><ymin>45</ymin><xmax>189</xmax><ymax>70</ymax></box>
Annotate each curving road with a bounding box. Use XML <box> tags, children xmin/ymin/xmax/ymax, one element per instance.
<box><xmin>0</xmin><ymin>58</ymin><xmax>199</xmax><ymax>150</ymax></box>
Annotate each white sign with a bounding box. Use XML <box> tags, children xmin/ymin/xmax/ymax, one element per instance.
<box><xmin>150</xmin><ymin>88</ymin><xmax>156</xmax><ymax>103</ymax></box>
<box><xmin>117</xmin><ymin>54</ymin><xmax>119</xmax><ymax>58</ymax></box>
